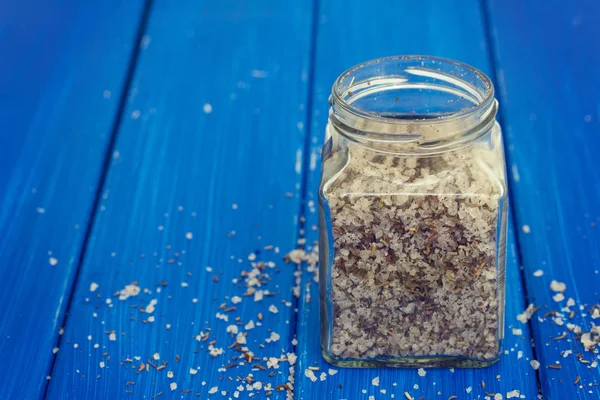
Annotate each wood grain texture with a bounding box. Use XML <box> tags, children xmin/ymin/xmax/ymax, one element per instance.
<box><xmin>295</xmin><ymin>0</ymin><xmax>539</xmax><ymax>399</ymax></box>
<box><xmin>46</xmin><ymin>0</ymin><xmax>313</xmax><ymax>398</ymax></box>
<box><xmin>0</xmin><ymin>1</ymin><xmax>146</xmax><ymax>398</ymax></box>
<box><xmin>486</xmin><ymin>0</ymin><xmax>600</xmax><ymax>398</ymax></box>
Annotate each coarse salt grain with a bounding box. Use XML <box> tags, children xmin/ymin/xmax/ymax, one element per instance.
<box><xmin>533</xmin><ymin>269</ymin><xmax>544</xmax><ymax>277</ymax></box>
<box><xmin>530</xmin><ymin>360</ymin><xmax>540</xmax><ymax>370</ymax></box>
<box><xmin>145</xmin><ymin>299</ymin><xmax>157</xmax><ymax>313</ymax></box>
<box><xmin>269</xmin><ymin>304</ymin><xmax>279</xmax><ymax>314</ymax></box>
<box><xmin>517</xmin><ymin>303</ymin><xmax>536</xmax><ymax>324</ymax></box>
<box><xmin>170</xmin><ymin>382</ymin><xmax>177</xmax><ymax>391</ymax></box>
<box><xmin>417</xmin><ymin>368</ymin><xmax>426</xmax><ymax>377</ymax></box>
<box><xmin>522</xmin><ymin>225</ymin><xmax>531</xmax><ymax>233</ymax></box>
<box><xmin>203</xmin><ymin>104</ymin><xmax>213</xmax><ymax>114</ymax></box>
<box><xmin>109</xmin><ymin>333</ymin><xmax>116</xmax><ymax>341</ymax></box>
<box><xmin>49</xmin><ymin>257</ymin><xmax>58</xmax><ymax>266</ymax></box>
<box><xmin>190</xmin><ymin>368</ymin><xmax>198</xmax><ymax>375</ymax></box>
<box><xmin>266</xmin><ymin>332</ymin><xmax>280</xmax><ymax>343</ymax></box>
<box><xmin>186</xmin><ymin>232</ymin><xmax>193</xmax><ymax>240</ymax></box>
<box><xmin>506</xmin><ymin>390</ymin><xmax>520</xmax><ymax>398</ymax></box>
<box><xmin>553</xmin><ymin>293</ymin><xmax>565</xmax><ymax>302</ymax></box>
<box><xmin>99</xmin><ymin>361</ymin><xmax>105</xmax><ymax>368</ymax></box>
<box><xmin>90</xmin><ymin>282</ymin><xmax>99</xmax><ymax>292</ymax></box>
<box><xmin>550</xmin><ymin>280</ymin><xmax>566</xmax><ymax>292</ymax></box>
<box><xmin>304</xmin><ymin>369</ymin><xmax>317</xmax><ymax>382</ymax></box>
<box><xmin>231</xmin><ymin>296</ymin><xmax>242</xmax><ymax>304</ymax></box>
<box><xmin>227</xmin><ymin>325</ymin><xmax>239</xmax><ymax>335</ymax></box>
<box><xmin>512</xmin><ymin>328</ymin><xmax>522</xmax><ymax>336</ymax></box>
<box><xmin>372</xmin><ymin>376</ymin><xmax>380</xmax><ymax>386</ymax></box>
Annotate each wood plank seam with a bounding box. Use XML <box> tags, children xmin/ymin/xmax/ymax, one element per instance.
<box><xmin>479</xmin><ymin>0</ymin><xmax>544</xmax><ymax>396</ymax></box>
<box><xmin>291</xmin><ymin>0</ymin><xmax>321</xmax><ymax>382</ymax></box>
<box><xmin>42</xmin><ymin>1</ymin><xmax>156</xmax><ymax>397</ymax></box>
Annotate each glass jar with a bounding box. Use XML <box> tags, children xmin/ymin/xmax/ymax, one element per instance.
<box><xmin>318</xmin><ymin>56</ymin><xmax>508</xmax><ymax>368</ymax></box>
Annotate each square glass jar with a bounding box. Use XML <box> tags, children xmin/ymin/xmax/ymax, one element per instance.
<box><xmin>318</xmin><ymin>56</ymin><xmax>508</xmax><ymax>368</ymax></box>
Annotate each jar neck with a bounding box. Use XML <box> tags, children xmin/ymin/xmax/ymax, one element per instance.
<box><xmin>329</xmin><ymin>56</ymin><xmax>497</xmax><ymax>155</ymax></box>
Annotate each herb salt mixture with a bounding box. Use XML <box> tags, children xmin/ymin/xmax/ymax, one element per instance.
<box><xmin>323</xmin><ymin>145</ymin><xmax>505</xmax><ymax>363</ymax></box>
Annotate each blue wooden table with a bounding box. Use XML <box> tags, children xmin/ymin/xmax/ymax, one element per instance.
<box><xmin>1</xmin><ymin>0</ymin><xmax>598</xmax><ymax>399</ymax></box>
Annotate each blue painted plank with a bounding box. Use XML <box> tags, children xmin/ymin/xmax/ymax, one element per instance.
<box><xmin>0</xmin><ymin>1</ymin><xmax>146</xmax><ymax>398</ymax></box>
<box><xmin>46</xmin><ymin>1</ymin><xmax>313</xmax><ymax>398</ymax></box>
<box><xmin>295</xmin><ymin>0</ymin><xmax>539</xmax><ymax>399</ymax></box>
<box><xmin>486</xmin><ymin>0</ymin><xmax>600</xmax><ymax>398</ymax></box>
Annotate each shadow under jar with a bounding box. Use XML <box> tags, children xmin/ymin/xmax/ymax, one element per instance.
<box><xmin>318</xmin><ymin>56</ymin><xmax>508</xmax><ymax>368</ymax></box>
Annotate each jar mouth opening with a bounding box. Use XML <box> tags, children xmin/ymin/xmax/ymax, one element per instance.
<box><xmin>330</xmin><ymin>55</ymin><xmax>496</xmax><ymax>151</ymax></box>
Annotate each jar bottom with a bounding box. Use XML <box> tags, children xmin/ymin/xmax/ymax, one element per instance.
<box><xmin>322</xmin><ymin>346</ymin><xmax>501</xmax><ymax>369</ymax></box>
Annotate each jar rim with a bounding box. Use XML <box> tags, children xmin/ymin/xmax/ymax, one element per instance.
<box><xmin>329</xmin><ymin>55</ymin><xmax>497</xmax><ymax>153</ymax></box>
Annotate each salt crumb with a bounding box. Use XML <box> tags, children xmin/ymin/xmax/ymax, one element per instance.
<box><xmin>186</xmin><ymin>232</ymin><xmax>193</xmax><ymax>240</ymax></box>
<box><xmin>550</xmin><ymin>280</ymin><xmax>566</xmax><ymax>292</ymax></box>
<box><xmin>170</xmin><ymin>382</ymin><xmax>177</xmax><ymax>391</ymax></box>
<box><xmin>203</xmin><ymin>104</ymin><xmax>213</xmax><ymax>114</ymax></box>
<box><xmin>518</xmin><ymin>350</ymin><xmax>523</xmax><ymax>359</ymax></box>
<box><xmin>145</xmin><ymin>299</ymin><xmax>158</xmax><ymax>313</ymax></box>
<box><xmin>131</xmin><ymin>110</ymin><xmax>141</xmax><ymax>119</ymax></box>
<box><xmin>304</xmin><ymin>369</ymin><xmax>317</xmax><ymax>382</ymax></box>
<box><xmin>512</xmin><ymin>328</ymin><xmax>523</xmax><ymax>335</ymax></box>
<box><xmin>319</xmin><ymin>372</ymin><xmax>326</xmax><ymax>381</ymax></box>
<box><xmin>269</xmin><ymin>304</ymin><xmax>279</xmax><ymax>314</ymax></box>
<box><xmin>52</xmin><ymin>347</ymin><xmax>59</xmax><ymax>354</ymax></box>
<box><xmin>236</xmin><ymin>332</ymin><xmax>246</xmax><ymax>345</ymax></box>
<box><xmin>118</xmin><ymin>284</ymin><xmax>141</xmax><ymax>300</ymax></box>
<box><xmin>266</xmin><ymin>332</ymin><xmax>280</xmax><ymax>343</ymax></box>
<box><xmin>109</xmin><ymin>333</ymin><xmax>116</xmax><ymax>341</ymax></box>
<box><xmin>522</xmin><ymin>225</ymin><xmax>531</xmax><ymax>233</ymax></box>
<box><xmin>49</xmin><ymin>257</ymin><xmax>58</xmax><ymax>266</ymax></box>
<box><xmin>372</xmin><ymin>376</ymin><xmax>380</xmax><ymax>386</ymax></box>
<box><xmin>533</xmin><ymin>269</ymin><xmax>544</xmax><ymax>277</ymax></box>
<box><xmin>417</xmin><ymin>368</ymin><xmax>426</xmax><ymax>377</ymax></box>
<box><xmin>99</xmin><ymin>361</ymin><xmax>105</xmax><ymax>368</ymax></box>
<box><xmin>530</xmin><ymin>360</ymin><xmax>540</xmax><ymax>370</ymax></box>
<box><xmin>466</xmin><ymin>387</ymin><xmax>472</xmax><ymax>393</ymax></box>
<box><xmin>190</xmin><ymin>368</ymin><xmax>198</xmax><ymax>375</ymax></box>
<box><xmin>167</xmin><ymin>371</ymin><xmax>174</xmax><ymax>378</ymax></box>
<box><xmin>226</xmin><ymin>325</ymin><xmax>239</xmax><ymax>335</ymax></box>
<box><xmin>553</xmin><ymin>293</ymin><xmax>565</xmax><ymax>302</ymax></box>
<box><xmin>231</xmin><ymin>296</ymin><xmax>242</xmax><ymax>304</ymax></box>
<box><xmin>153</xmin><ymin>353</ymin><xmax>160</xmax><ymax>360</ymax></box>
<box><xmin>90</xmin><ymin>282</ymin><xmax>99</xmax><ymax>292</ymax></box>
<box><xmin>517</xmin><ymin>303</ymin><xmax>536</xmax><ymax>323</ymax></box>
<box><xmin>506</xmin><ymin>390</ymin><xmax>520</xmax><ymax>398</ymax></box>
